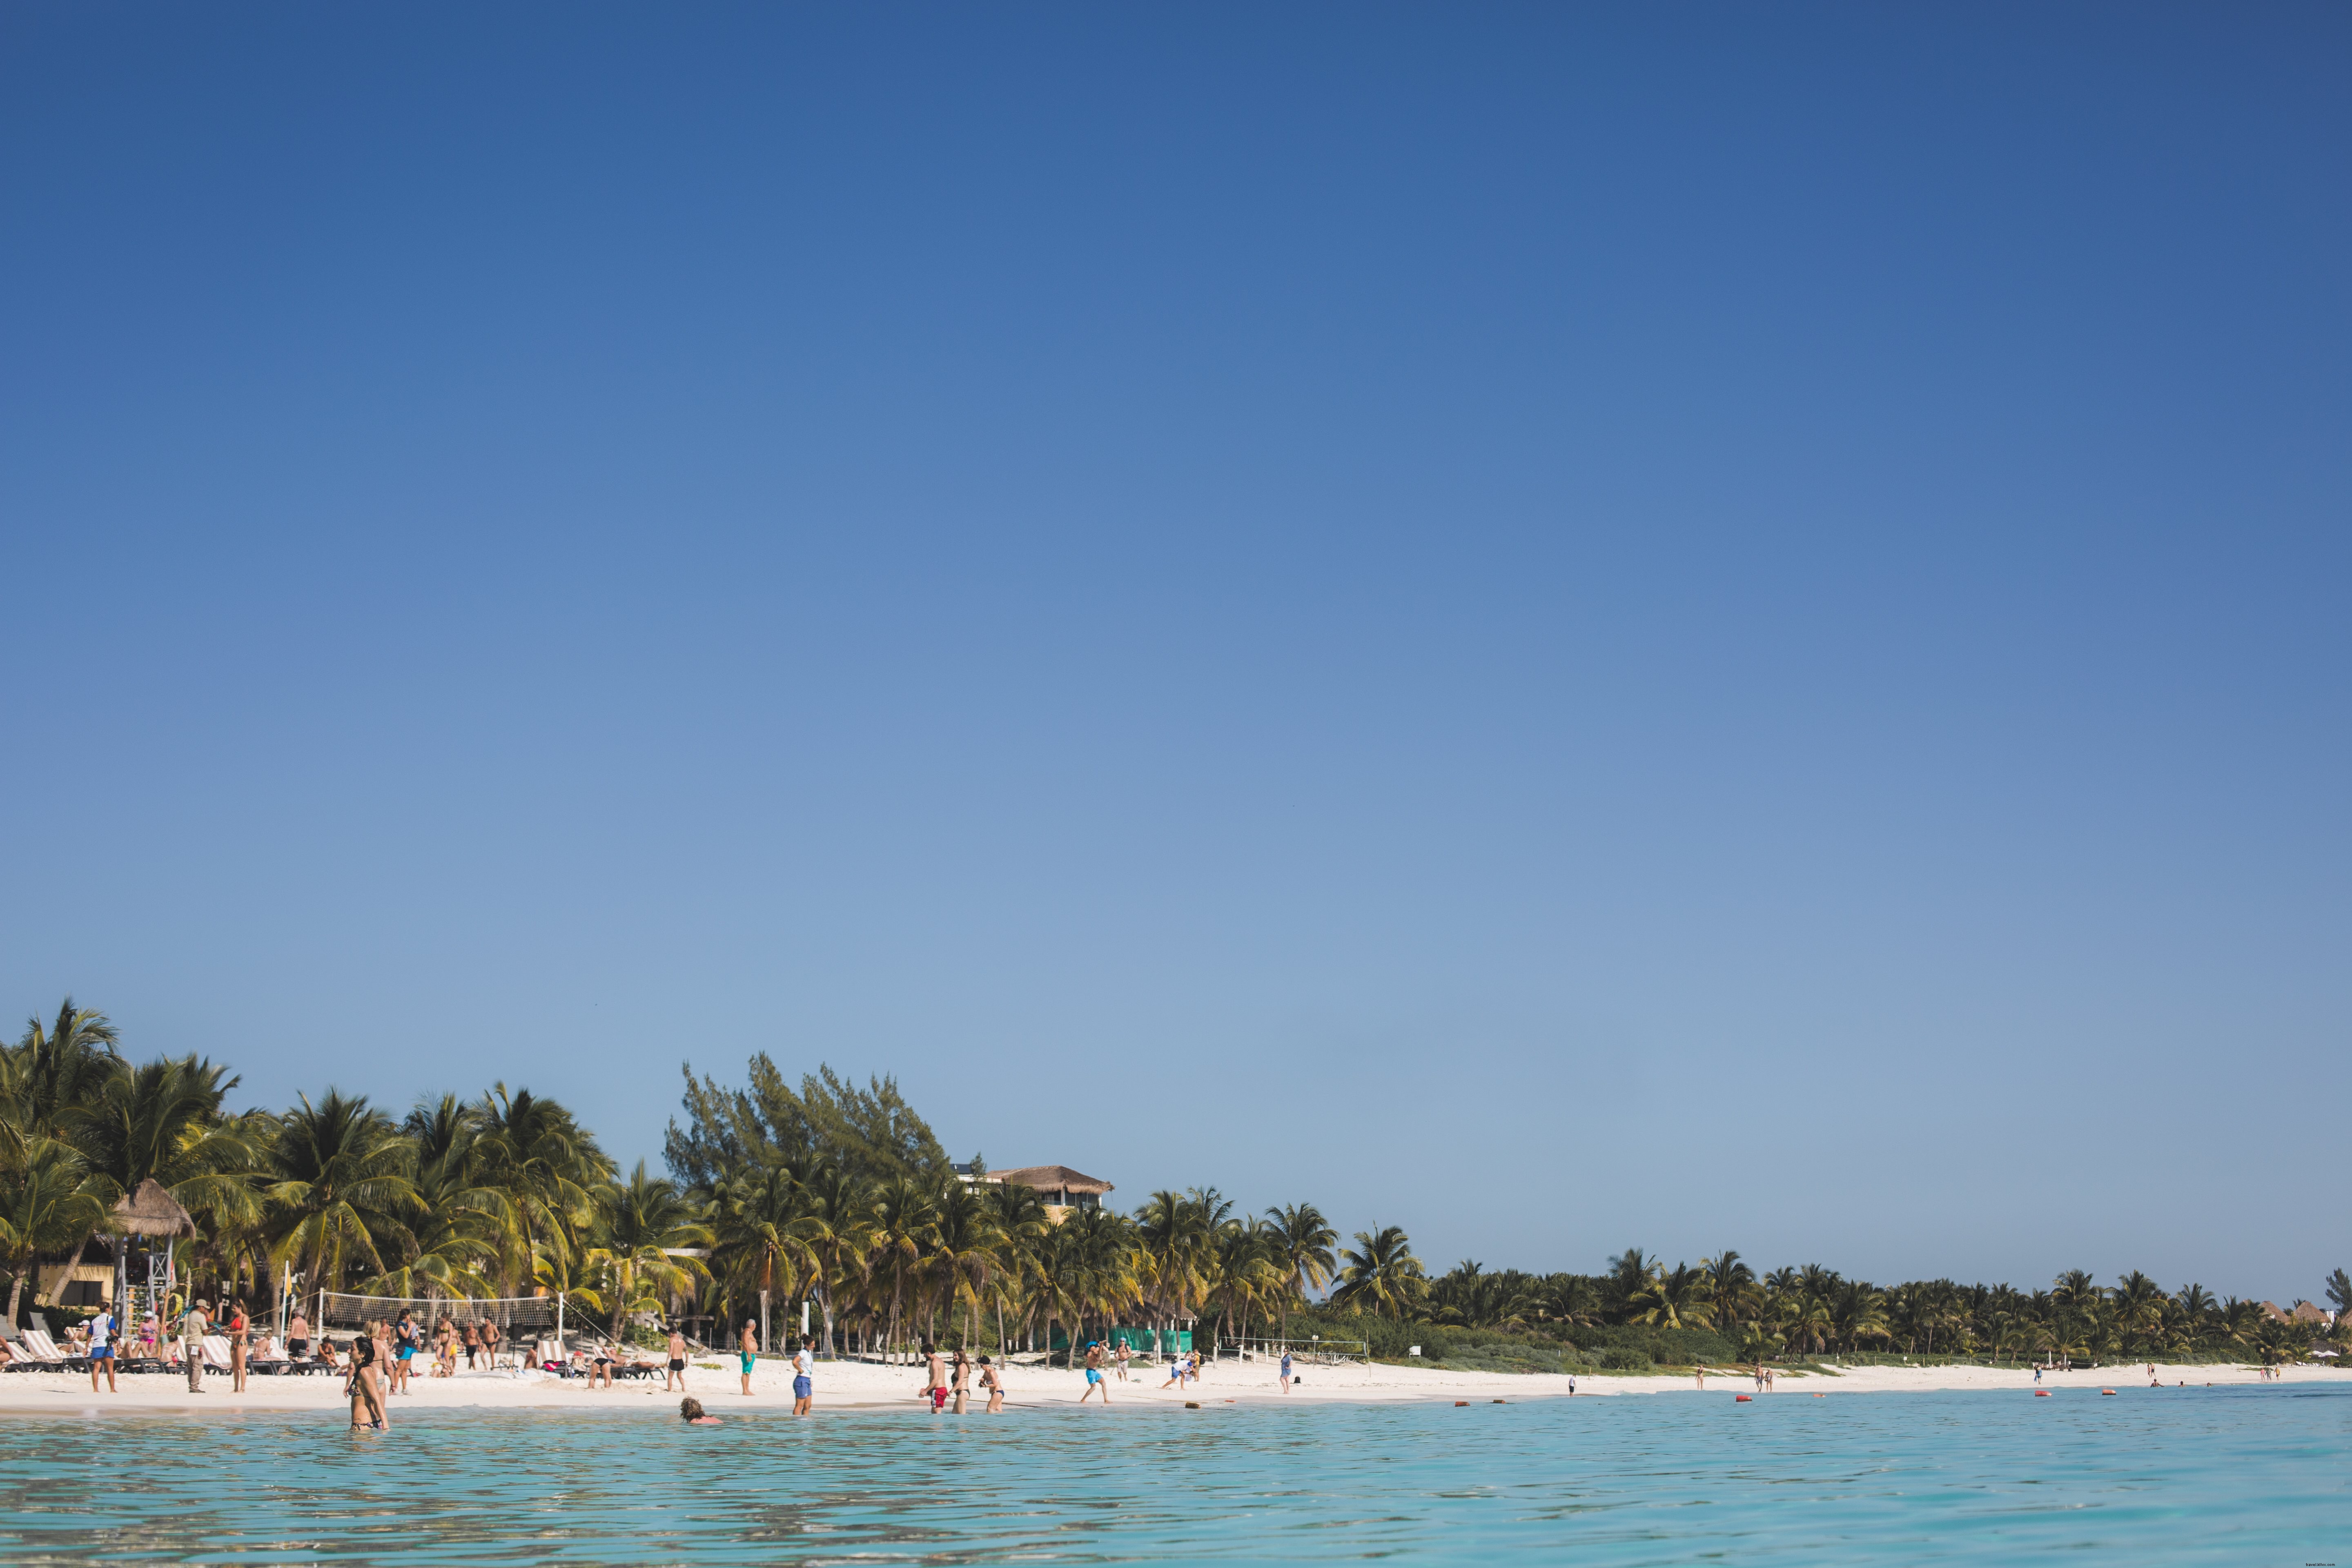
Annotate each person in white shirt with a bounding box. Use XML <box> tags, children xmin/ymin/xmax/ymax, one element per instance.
<box><xmin>792</xmin><ymin>1336</ymin><xmax>815</xmax><ymax>1415</ymax></box>
<box><xmin>88</xmin><ymin>1307</ymin><xmax>118</xmax><ymax>1393</ymax></box>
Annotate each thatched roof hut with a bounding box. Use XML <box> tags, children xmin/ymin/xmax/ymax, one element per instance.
<box><xmin>111</xmin><ymin>1179</ymin><xmax>196</xmax><ymax>1239</ymax></box>
<box><xmin>989</xmin><ymin>1165</ymin><xmax>1114</xmax><ymax>1213</ymax></box>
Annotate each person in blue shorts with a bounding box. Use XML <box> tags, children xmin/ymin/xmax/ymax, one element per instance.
<box><xmin>1079</xmin><ymin>1341</ymin><xmax>1109</xmax><ymax>1404</ymax></box>
<box><xmin>391</xmin><ymin>1310</ymin><xmax>418</xmax><ymax>1395</ymax></box>
<box><xmin>792</xmin><ymin>1335</ymin><xmax>815</xmax><ymax>1415</ymax></box>
<box><xmin>738</xmin><ymin>1319</ymin><xmax>758</xmax><ymax>1396</ymax></box>
<box><xmin>88</xmin><ymin>1306</ymin><xmax>118</xmax><ymax>1393</ymax></box>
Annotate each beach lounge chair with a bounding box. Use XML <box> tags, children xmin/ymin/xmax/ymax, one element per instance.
<box><xmin>200</xmin><ymin>1335</ymin><xmax>236</xmax><ymax>1371</ymax></box>
<box><xmin>8</xmin><ymin>1330</ymin><xmax>71</xmax><ymax>1371</ymax></box>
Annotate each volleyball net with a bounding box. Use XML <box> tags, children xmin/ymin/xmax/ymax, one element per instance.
<box><xmin>314</xmin><ymin>1291</ymin><xmax>565</xmax><ymax>1336</ymax></box>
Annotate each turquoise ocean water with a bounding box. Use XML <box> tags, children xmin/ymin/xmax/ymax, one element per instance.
<box><xmin>2</xmin><ymin>1385</ymin><xmax>2345</xmax><ymax>1565</ymax></box>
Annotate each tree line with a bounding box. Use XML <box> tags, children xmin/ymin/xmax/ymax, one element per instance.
<box><xmin>6</xmin><ymin>1002</ymin><xmax>2345</xmax><ymax>1368</ymax></box>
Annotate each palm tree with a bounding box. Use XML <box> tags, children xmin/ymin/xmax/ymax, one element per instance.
<box><xmin>2321</xmin><ymin>1270</ymin><xmax>2351</xmax><ymax>1321</ymax></box>
<box><xmin>1136</xmin><ymin>1189</ymin><xmax>1214</xmax><ymax>1324</ymax></box>
<box><xmin>869</xmin><ymin>1174</ymin><xmax>938</xmax><ymax>1361</ymax></box>
<box><xmin>1265</xmin><ymin>1203</ymin><xmax>1338</xmax><ymax>1339</ymax></box>
<box><xmin>796</xmin><ymin>1162</ymin><xmax>874</xmax><ymax>1356</ymax></box>
<box><xmin>712</xmin><ymin>1159</ymin><xmax>820</xmax><ymax>1333</ymax></box>
<box><xmin>585</xmin><ymin>1161</ymin><xmax>711</xmax><ymax>1348</ymax></box>
<box><xmin>1702</xmin><ymin>1250</ymin><xmax>1760</xmax><ymax>1327</ymax></box>
<box><xmin>984</xmin><ymin>1180</ymin><xmax>1049</xmax><ymax>1354</ymax></box>
<box><xmin>1826</xmin><ymin>1278</ymin><xmax>1888</xmax><ymax>1352</ymax></box>
<box><xmin>472</xmin><ymin>1085</ymin><xmax>613</xmax><ymax>1293</ymax></box>
<box><xmin>263</xmin><ymin>1090</ymin><xmax>420</xmax><ymax>1295</ymax></box>
<box><xmin>63</xmin><ymin>1054</ymin><xmax>266</xmax><ymax>1303</ymax></box>
<box><xmin>927</xmin><ymin>1182</ymin><xmax>1004</xmax><ymax>1348</ymax></box>
<box><xmin>1604</xmin><ymin>1248</ymin><xmax>1655</xmax><ymax>1321</ymax></box>
<box><xmin>1211</xmin><ymin>1218</ymin><xmax>1285</xmax><ymax>1345</ymax></box>
<box><xmin>7</xmin><ymin>999</ymin><xmax>121</xmax><ymax>1141</ymax></box>
<box><xmin>1331</xmin><ymin>1225</ymin><xmax>1426</xmax><ymax>1318</ymax></box>
<box><xmin>2113</xmin><ymin>1271</ymin><xmax>2166</xmax><ymax>1351</ymax></box>
<box><xmin>0</xmin><ymin>1141</ymin><xmax>109</xmax><ymax>1326</ymax></box>
<box><xmin>1621</xmin><ymin>1259</ymin><xmax>1712</xmax><ymax>1330</ymax></box>
<box><xmin>1541</xmin><ymin>1272</ymin><xmax>1600</xmax><ymax>1327</ymax></box>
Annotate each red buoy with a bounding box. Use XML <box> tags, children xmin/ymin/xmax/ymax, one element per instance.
<box><xmin>1735</xmin><ymin>1394</ymin><xmax>1752</xmax><ymax>1402</ymax></box>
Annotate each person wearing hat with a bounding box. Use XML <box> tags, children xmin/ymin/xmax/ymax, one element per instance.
<box><xmin>181</xmin><ymin>1299</ymin><xmax>210</xmax><ymax>1392</ymax></box>
<box><xmin>1079</xmin><ymin>1340</ymin><xmax>1110</xmax><ymax>1404</ymax></box>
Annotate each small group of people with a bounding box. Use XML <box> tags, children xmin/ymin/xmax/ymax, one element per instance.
<box><xmin>735</xmin><ymin>1320</ymin><xmax>823</xmax><ymax>1414</ymax></box>
<box><xmin>1154</xmin><ymin>1347</ymin><xmax>1202</xmax><ymax>1394</ymax></box>
<box><xmin>1751</xmin><ymin>1363</ymin><xmax>1775</xmax><ymax>1392</ymax></box>
<box><xmin>918</xmin><ymin>1341</ymin><xmax>1004</xmax><ymax>1413</ymax></box>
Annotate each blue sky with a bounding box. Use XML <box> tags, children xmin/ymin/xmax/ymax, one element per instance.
<box><xmin>4</xmin><ymin>4</ymin><xmax>2346</xmax><ymax>1302</ymax></box>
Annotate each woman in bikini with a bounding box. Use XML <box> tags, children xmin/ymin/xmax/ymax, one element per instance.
<box><xmin>979</xmin><ymin>1354</ymin><xmax>1004</xmax><ymax>1413</ymax></box>
<box><xmin>347</xmin><ymin>1331</ymin><xmax>388</xmax><ymax>1430</ymax></box>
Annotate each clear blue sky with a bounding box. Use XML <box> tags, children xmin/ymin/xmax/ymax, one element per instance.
<box><xmin>4</xmin><ymin>4</ymin><xmax>2346</xmax><ymax>1303</ymax></box>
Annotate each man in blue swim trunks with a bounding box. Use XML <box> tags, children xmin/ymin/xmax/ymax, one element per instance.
<box><xmin>88</xmin><ymin>1305</ymin><xmax>118</xmax><ymax>1393</ymax></box>
<box><xmin>792</xmin><ymin>1335</ymin><xmax>815</xmax><ymax>1415</ymax></box>
<box><xmin>738</xmin><ymin>1318</ymin><xmax>758</xmax><ymax>1396</ymax></box>
<box><xmin>392</xmin><ymin>1309</ymin><xmax>419</xmax><ymax>1394</ymax></box>
<box><xmin>1079</xmin><ymin>1341</ymin><xmax>1109</xmax><ymax>1404</ymax></box>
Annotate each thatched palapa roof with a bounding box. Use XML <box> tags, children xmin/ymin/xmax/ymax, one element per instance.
<box><xmin>991</xmin><ymin>1165</ymin><xmax>1114</xmax><ymax>1196</ymax></box>
<box><xmin>112</xmin><ymin>1178</ymin><xmax>197</xmax><ymax>1239</ymax></box>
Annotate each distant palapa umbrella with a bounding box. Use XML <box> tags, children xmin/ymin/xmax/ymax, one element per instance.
<box><xmin>112</xmin><ymin>1178</ymin><xmax>198</xmax><ymax>1240</ymax></box>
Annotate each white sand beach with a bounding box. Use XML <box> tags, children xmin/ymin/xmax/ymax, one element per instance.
<box><xmin>1</xmin><ymin>1353</ymin><xmax>2332</xmax><ymax>1416</ymax></box>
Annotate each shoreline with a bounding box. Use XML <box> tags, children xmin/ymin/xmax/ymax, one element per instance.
<box><xmin>0</xmin><ymin>1355</ymin><xmax>2334</xmax><ymax>1416</ymax></box>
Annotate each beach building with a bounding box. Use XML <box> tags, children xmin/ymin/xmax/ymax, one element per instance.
<box><xmin>971</xmin><ymin>1164</ymin><xmax>1114</xmax><ymax>1223</ymax></box>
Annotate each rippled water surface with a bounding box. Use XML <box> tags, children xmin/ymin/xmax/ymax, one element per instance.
<box><xmin>2</xmin><ymin>1385</ymin><xmax>2346</xmax><ymax>1564</ymax></box>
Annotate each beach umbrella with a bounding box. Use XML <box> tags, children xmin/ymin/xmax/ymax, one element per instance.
<box><xmin>112</xmin><ymin>1179</ymin><xmax>197</xmax><ymax>1239</ymax></box>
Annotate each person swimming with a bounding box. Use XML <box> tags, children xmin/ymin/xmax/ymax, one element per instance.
<box><xmin>680</xmin><ymin>1396</ymin><xmax>722</xmax><ymax>1425</ymax></box>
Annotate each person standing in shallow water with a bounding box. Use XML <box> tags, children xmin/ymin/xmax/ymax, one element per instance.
<box><xmin>348</xmin><ymin>1331</ymin><xmax>387</xmax><ymax>1430</ymax></box>
<box><xmin>923</xmin><ymin>1342</ymin><xmax>947</xmax><ymax>1413</ymax></box>
<box><xmin>979</xmin><ymin>1354</ymin><xmax>1003</xmax><ymax>1413</ymax></box>
<box><xmin>792</xmin><ymin>1336</ymin><xmax>815</xmax><ymax>1416</ymax></box>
